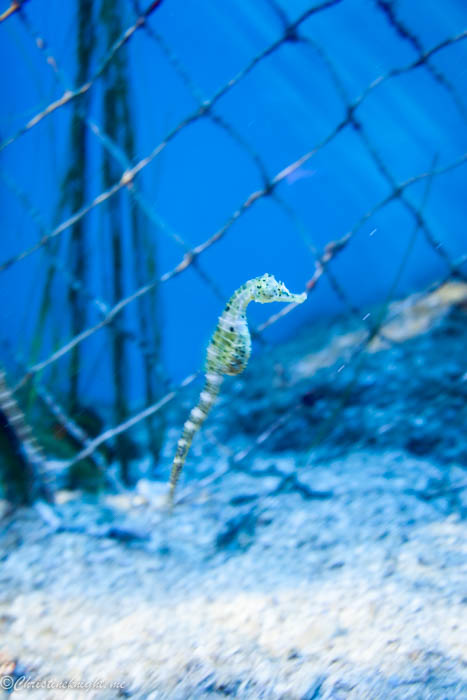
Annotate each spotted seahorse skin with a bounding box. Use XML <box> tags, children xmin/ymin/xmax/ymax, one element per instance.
<box><xmin>169</xmin><ymin>273</ymin><xmax>306</xmax><ymax>504</ymax></box>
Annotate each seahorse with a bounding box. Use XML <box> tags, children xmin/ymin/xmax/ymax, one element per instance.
<box><xmin>168</xmin><ymin>273</ymin><xmax>306</xmax><ymax>504</ymax></box>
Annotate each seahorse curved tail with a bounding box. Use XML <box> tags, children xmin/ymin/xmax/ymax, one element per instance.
<box><xmin>169</xmin><ymin>373</ymin><xmax>223</xmax><ymax>504</ymax></box>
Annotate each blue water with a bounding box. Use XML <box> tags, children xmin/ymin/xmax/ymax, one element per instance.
<box><xmin>0</xmin><ymin>0</ymin><xmax>466</xmax><ymax>404</ymax></box>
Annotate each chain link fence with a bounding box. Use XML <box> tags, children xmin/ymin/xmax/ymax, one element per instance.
<box><xmin>0</xmin><ymin>0</ymin><xmax>466</xmax><ymax>497</ymax></box>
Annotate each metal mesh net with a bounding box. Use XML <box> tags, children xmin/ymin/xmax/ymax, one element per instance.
<box><xmin>0</xmin><ymin>0</ymin><xmax>466</xmax><ymax>484</ymax></box>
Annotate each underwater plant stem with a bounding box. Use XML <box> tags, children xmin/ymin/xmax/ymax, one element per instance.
<box><xmin>68</xmin><ymin>0</ymin><xmax>94</xmax><ymax>409</ymax></box>
<box><xmin>101</xmin><ymin>0</ymin><xmax>131</xmax><ymax>483</ymax></box>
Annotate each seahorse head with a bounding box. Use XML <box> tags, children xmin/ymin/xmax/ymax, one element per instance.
<box><xmin>252</xmin><ymin>273</ymin><xmax>307</xmax><ymax>304</ymax></box>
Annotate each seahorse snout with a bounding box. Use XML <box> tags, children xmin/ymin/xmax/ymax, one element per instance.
<box><xmin>284</xmin><ymin>288</ymin><xmax>307</xmax><ymax>304</ymax></box>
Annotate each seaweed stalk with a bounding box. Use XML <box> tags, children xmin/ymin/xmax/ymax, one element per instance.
<box><xmin>66</xmin><ymin>0</ymin><xmax>95</xmax><ymax>409</ymax></box>
<box><xmin>100</xmin><ymin>0</ymin><xmax>164</xmax><ymax>483</ymax></box>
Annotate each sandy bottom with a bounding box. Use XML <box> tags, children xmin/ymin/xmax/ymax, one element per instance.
<box><xmin>1</xmin><ymin>449</ymin><xmax>466</xmax><ymax>699</ymax></box>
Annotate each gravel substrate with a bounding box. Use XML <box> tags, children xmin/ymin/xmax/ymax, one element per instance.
<box><xmin>1</xmin><ymin>450</ymin><xmax>466</xmax><ymax>699</ymax></box>
<box><xmin>1</xmin><ymin>283</ymin><xmax>466</xmax><ymax>698</ymax></box>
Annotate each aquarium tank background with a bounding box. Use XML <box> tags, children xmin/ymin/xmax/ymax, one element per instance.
<box><xmin>0</xmin><ymin>0</ymin><xmax>466</xmax><ymax>488</ymax></box>
<box><xmin>1</xmin><ymin>1</ymin><xmax>467</xmax><ymax>697</ymax></box>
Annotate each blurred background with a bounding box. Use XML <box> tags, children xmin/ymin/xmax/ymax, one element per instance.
<box><xmin>0</xmin><ymin>0</ymin><xmax>466</xmax><ymax>487</ymax></box>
